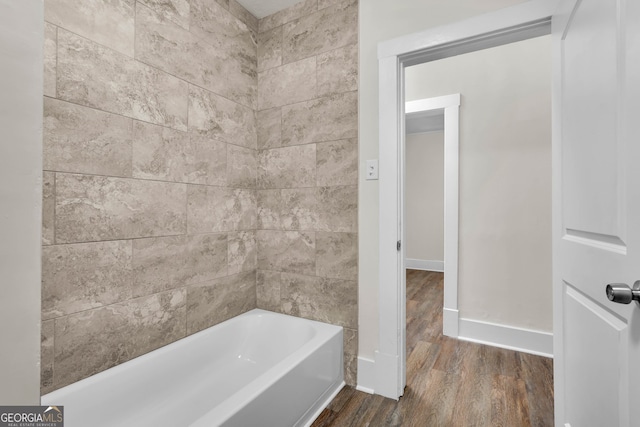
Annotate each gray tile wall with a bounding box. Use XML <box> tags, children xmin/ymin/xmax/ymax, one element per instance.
<box><xmin>41</xmin><ymin>0</ymin><xmax>258</xmax><ymax>394</ymax></box>
<box><xmin>41</xmin><ymin>0</ymin><xmax>359</xmax><ymax>395</ymax></box>
<box><xmin>256</xmin><ymin>0</ymin><xmax>359</xmax><ymax>386</ymax></box>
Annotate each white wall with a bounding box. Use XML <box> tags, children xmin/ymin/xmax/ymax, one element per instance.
<box><xmin>358</xmin><ymin>0</ymin><xmax>534</xmax><ymax>360</ymax></box>
<box><xmin>405</xmin><ymin>131</ymin><xmax>444</xmax><ymax>263</ymax></box>
<box><xmin>0</xmin><ymin>0</ymin><xmax>43</xmax><ymax>404</ymax></box>
<box><xmin>405</xmin><ymin>35</ymin><xmax>552</xmax><ymax>329</ymax></box>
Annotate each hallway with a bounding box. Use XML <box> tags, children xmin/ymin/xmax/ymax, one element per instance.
<box><xmin>311</xmin><ymin>270</ymin><xmax>554</xmax><ymax>426</ymax></box>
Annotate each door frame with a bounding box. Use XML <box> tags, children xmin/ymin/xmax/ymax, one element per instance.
<box><xmin>405</xmin><ymin>95</ymin><xmax>460</xmax><ymax>341</ymax></box>
<box><xmin>376</xmin><ymin>0</ymin><xmax>556</xmax><ymax>400</ymax></box>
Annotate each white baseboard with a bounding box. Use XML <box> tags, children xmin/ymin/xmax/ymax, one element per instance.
<box><xmin>405</xmin><ymin>258</ymin><xmax>444</xmax><ymax>272</ymax></box>
<box><xmin>374</xmin><ymin>351</ymin><xmax>401</xmax><ymax>400</ymax></box>
<box><xmin>442</xmin><ymin>307</ymin><xmax>459</xmax><ymax>337</ymax></box>
<box><xmin>457</xmin><ymin>317</ymin><xmax>553</xmax><ymax>358</ymax></box>
<box><xmin>356</xmin><ymin>357</ymin><xmax>375</xmax><ymax>394</ymax></box>
<box><xmin>357</xmin><ymin>317</ymin><xmax>552</xmax><ymax>401</ymax></box>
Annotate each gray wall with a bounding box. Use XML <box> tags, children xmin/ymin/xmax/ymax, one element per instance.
<box><xmin>0</xmin><ymin>0</ymin><xmax>43</xmax><ymax>404</ymax></box>
<box><xmin>405</xmin><ymin>131</ymin><xmax>445</xmax><ymax>263</ymax></box>
<box><xmin>42</xmin><ymin>0</ymin><xmax>258</xmax><ymax>394</ymax></box>
<box><xmin>405</xmin><ymin>35</ymin><xmax>552</xmax><ymax>332</ymax></box>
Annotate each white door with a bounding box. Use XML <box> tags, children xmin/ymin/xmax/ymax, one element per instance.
<box><xmin>554</xmin><ymin>0</ymin><xmax>640</xmax><ymax>426</ymax></box>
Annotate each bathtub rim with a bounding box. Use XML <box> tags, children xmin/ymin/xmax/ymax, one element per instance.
<box><xmin>194</xmin><ymin>310</ymin><xmax>344</xmax><ymax>425</ymax></box>
<box><xmin>41</xmin><ymin>309</ymin><xmax>345</xmax><ymax>426</ymax></box>
<box><xmin>41</xmin><ymin>309</ymin><xmax>341</xmax><ymax>403</ymax></box>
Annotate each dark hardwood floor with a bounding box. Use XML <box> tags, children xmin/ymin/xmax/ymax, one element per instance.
<box><xmin>311</xmin><ymin>270</ymin><xmax>554</xmax><ymax>427</ymax></box>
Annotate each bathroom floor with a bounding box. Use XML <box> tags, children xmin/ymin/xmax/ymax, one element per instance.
<box><xmin>311</xmin><ymin>270</ymin><xmax>554</xmax><ymax>426</ymax></box>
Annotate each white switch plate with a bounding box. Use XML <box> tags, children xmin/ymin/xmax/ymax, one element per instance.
<box><xmin>366</xmin><ymin>159</ymin><xmax>379</xmax><ymax>180</ymax></box>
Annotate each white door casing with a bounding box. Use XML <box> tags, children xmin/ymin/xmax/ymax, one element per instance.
<box><xmin>553</xmin><ymin>0</ymin><xmax>640</xmax><ymax>425</ymax></box>
<box><xmin>405</xmin><ymin>95</ymin><xmax>460</xmax><ymax>340</ymax></box>
<box><xmin>376</xmin><ymin>0</ymin><xmax>555</xmax><ymax>400</ymax></box>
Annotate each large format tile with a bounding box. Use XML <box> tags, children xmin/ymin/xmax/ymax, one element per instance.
<box><xmin>45</xmin><ymin>0</ymin><xmax>135</xmax><ymax>57</ymax></box>
<box><xmin>44</xmin><ymin>97</ymin><xmax>133</xmax><ymax>177</ymax></box>
<box><xmin>190</xmin><ymin>134</ymin><xmax>228</xmax><ymax>186</ymax></box>
<box><xmin>132</xmin><ymin>234</ymin><xmax>228</xmax><ymax>296</ymax></box>
<box><xmin>257</xmin><ymin>108</ymin><xmax>282</xmax><ymax>150</ymax></box>
<box><xmin>138</xmin><ymin>0</ymin><xmax>190</xmax><ymax>29</ymax></box>
<box><xmin>132</xmin><ymin>121</ymin><xmax>205</xmax><ymax>184</ymax></box>
<box><xmin>42</xmin><ymin>172</ymin><xmax>55</xmax><ymax>246</ymax></box>
<box><xmin>136</xmin><ymin>4</ymin><xmax>256</xmax><ymax>108</ymax></box>
<box><xmin>258</xmin><ymin>57</ymin><xmax>316</xmax><ymax>110</ymax></box>
<box><xmin>57</xmin><ymin>29</ymin><xmax>188</xmax><ymax>131</ymax></box>
<box><xmin>55</xmin><ymin>173</ymin><xmax>187</xmax><ymax>243</ymax></box>
<box><xmin>190</xmin><ymin>0</ymin><xmax>249</xmax><ymax>40</ymax></box>
<box><xmin>135</xmin><ymin>3</ymin><xmax>205</xmax><ymax>84</ymax></box>
<box><xmin>216</xmin><ymin>32</ymin><xmax>258</xmax><ymax>108</ymax></box>
<box><xmin>53</xmin><ymin>289</ymin><xmax>186</xmax><ymax>389</ymax></box>
<box><xmin>343</xmin><ymin>327</ymin><xmax>358</xmax><ymax>386</ymax></box>
<box><xmin>257</xmin><ymin>188</ymin><xmax>317</xmax><ymax>230</ymax></box>
<box><xmin>229</xmin><ymin>0</ymin><xmax>258</xmax><ymax>32</ymax></box>
<box><xmin>316</xmin><ymin>232</ymin><xmax>357</xmax><ymax>280</ymax></box>
<box><xmin>281</xmin><ymin>92</ymin><xmax>357</xmax><ymax>146</ymax></box>
<box><xmin>316</xmin><ymin>139</ymin><xmax>357</xmax><ymax>186</ymax></box>
<box><xmin>228</xmin><ymin>231</ymin><xmax>257</xmax><ymax>274</ymax></box>
<box><xmin>256</xmin><ymin>270</ymin><xmax>281</xmax><ymax>312</ymax></box>
<box><xmin>190</xmin><ymin>0</ymin><xmax>258</xmax><ymax>107</ymax></box>
<box><xmin>42</xmin><ymin>241</ymin><xmax>133</xmax><ymax>320</ymax></box>
<box><xmin>316</xmin><ymin>185</ymin><xmax>357</xmax><ymax>232</ymax></box>
<box><xmin>280</xmin><ymin>272</ymin><xmax>357</xmax><ymax>328</ymax></box>
<box><xmin>44</xmin><ymin>23</ymin><xmax>57</xmax><ymax>98</ymax></box>
<box><xmin>257</xmin><ymin>230</ymin><xmax>315</xmax><ymax>275</ymax></box>
<box><xmin>187</xmin><ymin>186</ymin><xmax>256</xmax><ymax>233</ymax></box>
<box><xmin>227</xmin><ymin>144</ymin><xmax>257</xmax><ymax>188</ymax></box>
<box><xmin>41</xmin><ymin>320</ymin><xmax>55</xmax><ymax>394</ymax></box>
<box><xmin>318</xmin><ymin>0</ymin><xmax>357</xmax><ymax>10</ymax></box>
<box><xmin>258</xmin><ymin>26</ymin><xmax>282</xmax><ymax>72</ymax></box>
<box><xmin>188</xmin><ymin>85</ymin><xmax>257</xmax><ymax>149</ymax></box>
<box><xmin>186</xmin><ymin>271</ymin><xmax>256</xmax><ymax>334</ymax></box>
<box><xmin>257</xmin><ymin>145</ymin><xmax>316</xmax><ymax>188</ymax></box>
<box><xmin>259</xmin><ymin>0</ymin><xmax>317</xmax><ymax>34</ymax></box>
<box><xmin>282</xmin><ymin>0</ymin><xmax>357</xmax><ymax>64</ymax></box>
<box><xmin>316</xmin><ymin>43</ymin><xmax>358</xmax><ymax>97</ymax></box>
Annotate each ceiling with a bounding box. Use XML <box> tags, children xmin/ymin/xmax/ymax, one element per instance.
<box><xmin>235</xmin><ymin>0</ymin><xmax>305</xmax><ymax>19</ymax></box>
<box><xmin>406</xmin><ymin>109</ymin><xmax>444</xmax><ymax>134</ymax></box>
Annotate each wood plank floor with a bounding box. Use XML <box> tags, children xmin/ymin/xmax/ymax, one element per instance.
<box><xmin>311</xmin><ymin>270</ymin><xmax>554</xmax><ymax>427</ymax></box>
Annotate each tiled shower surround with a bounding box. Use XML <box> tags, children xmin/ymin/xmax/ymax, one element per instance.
<box><xmin>41</xmin><ymin>0</ymin><xmax>358</xmax><ymax>393</ymax></box>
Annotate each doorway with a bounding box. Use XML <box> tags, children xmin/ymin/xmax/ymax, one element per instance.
<box><xmin>403</xmin><ymin>95</ymin><xmax>460</xmax><ymax>340</ymax></box>
<box><xmin>404</xmin><ymin>110</ymin><xmax>447</xmax><ymax>390</ymax></box>
<box><xmin>405</xmin><ymin>111</ymin><xmax>445</xmax><ymax>273</ymax></box>
<box><xmin>375</xmin><ymin>4</ymin><xmax>555</xmax><ymax>399</ymax></box>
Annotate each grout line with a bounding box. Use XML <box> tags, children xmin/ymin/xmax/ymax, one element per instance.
<box><xmin>129</xmin><ymin>112</ymin><xmax>135</xmax><ymax>178</ymax></box>
<box><xmin>53</xmin><ymin>24</ymin><xmax>58</xmax><ymax>99</ymax></box>
<box><xmin>185</xmin><ymin>169</ymin><xmax>191</xmax><ymax>236</ymax></box>
<box><xmin>256</xmin><ymin>89</ymin><xmax>357</xmax><ymax>113</ymax></box>
<box><xmin>254</xmin><ymin>267</ymin><xmax>356</xmax><ymax>283</ymax></box>
<box><xmin>45</xmin><ymin>228</ymin><xmax>262</xmax><ymax>248</ymax></box>
<box><xmin>51</xmin><ymin>318</ymin><xmax>56</xmax><ymax>393</ymax></box>
<box><xmin>47</xmin><ymin>169</ymin><xmax>260</xmax><ymax>189</ymax></box>
<box><xmin>44</xmin><ymin>267</ymin><xmax>259</xmax><ymax>323</ymax></box>
<box><xmin>133</xmin><ymin>0</ymin><xmax>137</xmax><ymax>59</ymax></box>
<box><xmin>52</xmin><ymin>172</ymin><xmax>57</xmax><ymax>245</ymax></box>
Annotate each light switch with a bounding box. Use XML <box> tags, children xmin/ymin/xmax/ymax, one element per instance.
<box><xmin>366</xmin><ymin>159</ymin><xmax>379</xmax><ymax>180</ymax></box>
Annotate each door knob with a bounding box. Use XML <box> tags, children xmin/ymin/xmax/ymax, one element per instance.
<box><xmin>606</xmin><ymin>281</ymin><xmax>640</xmax><ymax>306</ymax></box>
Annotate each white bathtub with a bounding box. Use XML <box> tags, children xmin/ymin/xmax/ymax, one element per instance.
<box><xmin>42</xmin><ymin>309</ymin><xmax>344</xmax><ymax>427</ymax></box>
